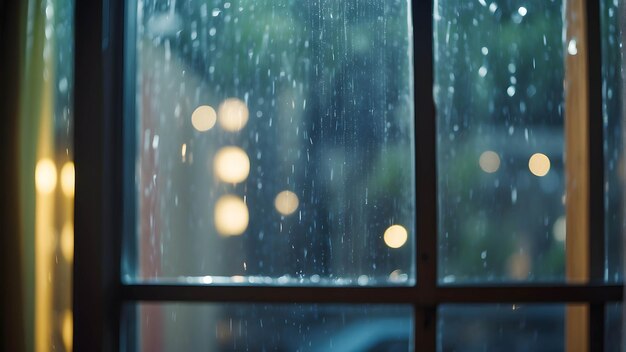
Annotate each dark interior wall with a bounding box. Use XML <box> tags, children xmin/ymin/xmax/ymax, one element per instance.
<box><xmin>0</xmin><ymin>0</ymin><xmax>26</xmax><ymax>351</ymax></box>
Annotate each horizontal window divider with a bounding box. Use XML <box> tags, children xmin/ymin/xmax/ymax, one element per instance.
<box><xmin>121</xmin><ymin>284</ymin><xmax>623</xmax><ymax>305</ymax></box>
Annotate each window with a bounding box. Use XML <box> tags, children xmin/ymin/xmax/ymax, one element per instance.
<box><xmin>73</xmin><ymin>0</ymin><xmax>624</xmax><ymax>351</ymax></box>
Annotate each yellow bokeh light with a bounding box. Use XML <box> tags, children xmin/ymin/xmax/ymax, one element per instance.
<box><xmin>60</xmin><ymin>161</ymin><xmax>75</xmax><ymax>197</ymax></box>
<box><xmin>383</xmin><ymin>225</ymin><xmax>408</xmax><ymax>249</ymax></box>
<box><xmin>388</xmin><ymin>269</ymin><xmax>408</xmax><ymax>283</ymax></box>
<box><xmin>218</xmin><ymin>98</ymin><xmax>249</xmax><ymax>132</ymax></box>
<box><xmin>191</xmin><ymin>105</ymin><xmax>217</xmax><ymax>132</ymax></box>
<box><xmin>528</xmin><ymin>153</ymin><xmax>551</xmax><ymax>176</ymax></box>
<box><xmin>62</xmin><ymin>310</ymin><xmax>72</xmax><ymax>352</ymax></box>
<box><xmin>274</xmin><ymin>190</ymin><xmax>299</xmax><ymax>216</ymax></box>
<box><xmin>61</xmin><ymin>222</ymin><xmax>74</xmax><ymax>262</ymax></box>
<box><xmin>213</xmin><ymin>146</ymin><xmax>250</xmax><ymax>184</ymax></box>
<box><xmin>35</xmin><ymin>158</ymin><xmax>57</xmax><ymax>194</ymax></box>
<box><xmin>479</xmin><ymin>150</ymin><xmax>500</xmax><ymax>173</ymax></box>
<box><xmin>214</xmin><ymin>195</ymin><xmax>249</xmax><ymax>236</ymax></box>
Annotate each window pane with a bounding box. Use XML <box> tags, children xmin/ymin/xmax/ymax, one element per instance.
<box><xmin>438</xmin><ymin>304</ymin><xmax>565</xmax><ymax>351</ymax></box>
<box><xmin>129</xmin><ymin>0</ymin><xmax>415</xmax><ymax>285</ymax></box>
<box><xmin>435</xmin><ymin>0</ymin><xmax>567</xmax><ymax>282</ymax></box>
<box><xmin>603</xmin><ymin>0</ymin><xmax>624</xmax><ymax>282</ymax></box>
<box><xmin>125</xmin><ymin>303</ymin><xmax>413</xmax><ymax>351</ymax></box>
<box><xmin>605</xmin><ymin>303</ymin><xmax>623</xmax><ymax>351</ymax></box>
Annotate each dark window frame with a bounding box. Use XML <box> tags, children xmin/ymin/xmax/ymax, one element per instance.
<box><xmin>73</xmin><ymin>0</ymin><xmax>623</xmax><ymax>351</ymax></box>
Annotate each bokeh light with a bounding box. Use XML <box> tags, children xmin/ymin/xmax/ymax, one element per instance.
<box><xmin>479</xmin><ymin>150</ymin><xmax>501</xmax><ymax>173</ymax></box>
<box><xmin>191</xmin><ymin>105</ymin><xmax>217</xmax><ymax>132</ymax></box>
<box><xmin>60</xmin><ymin>161</ymin><xmax>75</xmax><ymax>197</ymax></box>
<box><xmin>213</xmin><ymin>146</ymin><xmax>250</xmax><ymax>184</ymax></box>
<box><xmin>35</xmin><ymin>158</ymin><xmax>57</xmax><ymax>194</ymax></box>
<box><xmin>274</xmin><ymin>190</ymin><xmax>299</xmax><ymax>216</ymax></box>
<box><xmin>383</xmin><ymin>225</ymin><xmax>408</xmax><ymax>249</ymax></box>
<box><xmin>553</xmin><ymin>216</ymin><xmax>566</xmax><ymax>242</ymax></box>
<box><xmin>214</xmin><ymin>195</ymin><xmax>249</xmax><ymax>236</ymax></box>
<box><xmin>528</xmin><ymin>153</ymin><xmax>551</xmax><ymax>176</ymax></box>
<box><xmin>507</xmin><ymin>252</ymin><xmax>531</xmax><ymax>280</ymax></box>
<box><xmin>218</xmin><ymin>98</ymin><xmax>249</xmax><ymax>132</ymax></box>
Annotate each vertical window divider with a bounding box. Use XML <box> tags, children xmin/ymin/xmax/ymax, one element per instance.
<box><xmin>585</xmin><ymin>0</ymin><xmax>607</xmax><ymax>350</ymax></box>
<box><xmin>74</xmin><ymin>0</ymin><xmax>107</xmax><ymax>349</ymax></box>
<box><xmin>585</xmin><ymin>0</ymin><xmax>605</xmax><ymax>285</ymax></box>
<box><xmin>413</xmin><ymin>0</ymin><xmax>438</xmax><ymax>351</ymax></box>
<box><xmin>75</xmin><ymin>0</ymin><xmax>126</xmax><ymax>350</ymax></box>
<box><xmin>565</xmin><ymin>0</ymin><xmax>592</xmax><ymax>349</ymax></box>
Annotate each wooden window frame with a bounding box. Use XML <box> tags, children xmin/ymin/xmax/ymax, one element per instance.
<box><xmin>73</xmin><ymin>0</ymin><xmax>623</xmax><ymax>351</ymax></box>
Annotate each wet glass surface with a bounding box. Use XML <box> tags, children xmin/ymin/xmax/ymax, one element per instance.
<box><xmin>602</xmin><ymin>0</ymin><xmax>625</xmax><ymax>283</ymax></box>
<box><xmin>438</xmin><ymin>304</ymin><xmax>565</xmax><ymax>352</ymax></box>
<box><xmin>605</xmin><ymin>303</ymin><xmax>624</xmax><ymax>351</ymax></box>
<box><xmin>127</xmin><ymin>303</ymin><xmax>413</xmax><ymax>351</ymax></box>
<box><xmin>129</xmin><ymin>0</ymin><xmax>415</xmax><ymax>285</ymax></box>
<box><xmin>435</xmin><ymin>0</ymin><xmax>567</xmax><ymax>283</ymax></box>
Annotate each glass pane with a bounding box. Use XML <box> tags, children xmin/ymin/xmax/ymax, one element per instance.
<box><xmin>129</xmin><ymin>1</ymin><xmax>415</xmax><ymax>284</ymax></box>
<box><xmin>605</xmin><ymin>303</ymin><xmax>624</xmax><ymax>351</ymax></box>
<box><xmin>438</xmin><ymin>304</ymin><xmax>565</xmax><ymax>351</ymax></box>
<box><xmin>603</xmin><ymin>0</ymin><xmax>625</xmax><ymax>282</ymax></box>
<box><xmin>435</xmin><ymin>0</ymin><xmax>567</xmax><ymax>282</ymax></box>
<box><xmin>125</xmin><ymin>303</ymin><xmax>413</xmax><ymax>351</ymax></box>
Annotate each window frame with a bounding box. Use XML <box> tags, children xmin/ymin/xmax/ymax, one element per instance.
<box><xmin>73</xmin><ymin>0</ymin><xmax>622</xmax><ymax>351</ymax></box>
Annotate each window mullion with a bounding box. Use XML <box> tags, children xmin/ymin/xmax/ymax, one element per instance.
<box><xmin>120</xmin><ymin>283</ymin><xmax>623</xmax><ymax>303</ymax></box>
<box><xmin>584</xmin><ymin>0</ymin><xmax>605</xmax><ymax>286</ymax></box>
<box><xmin>413</xmin><ymin>0</ymin><xmax>438</xmax><ymax>350</ymax></box>
<box><xmin>585</xmin><ymin>0</ymin><xmax>607</xmax><ymax>351</ymax></box>
<box><xmin>75</xmin><ymin>0</ymin><xmax>126</xmax><ymax>350</ymax></box>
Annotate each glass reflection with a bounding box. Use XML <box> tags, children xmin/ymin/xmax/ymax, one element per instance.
<box><xmin>128</xmin><ymin>303</ymin><xmax>413</xmax><ymax>352</ymax></box>
<box><xmin>438</xmin><ymin>305</ymin><xmax>565</xmax><ymax>351</ymax></box>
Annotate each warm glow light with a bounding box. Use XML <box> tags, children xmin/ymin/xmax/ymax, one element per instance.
<box><xmin>274</xmin><ymin>190</ymin><xmax>299</xmax><ymax>216</ymax></box>
<box><xmin>62</xmin><ymin>310</ymin><xmax>72</xmax><ymax>352</ymax></box>
<box><xmin>61</xmin><ymin>222</ymin><xmax>74</xmax><ymax>262</ymax></box>
<box><xmin>383</xmin><ymin>225</ymin><xmax>408</xmax><ymax>249</ymax></box>
<box><xmin>528</xmin><ymin>153</ymin><xmax>551</xmax><ymax>176</ymax></box>
<box><xmin>191</xmin><ymin>105</ymin><xmax>217</xmax><ymax>132</ymax></box>
<box><xmin>479</xmin><ymin>150</ymin><xmax>501</xmax><ymax>173</ymax></box>
<box><xmin>213</xmin><ymin>146</ymin><xmax>250</xmax><ymax>183</ymax></box>
<box><xmin>60</xmin><ymin>162</ymin><xmax>75</xmax><ymax>197</ymax></box>
<box><xmin>214</xmin><ymin>195</ymin><xmax>249</xmax><ymax>236</ymax></box>
<box><xmin>388</xmin><ymin>269</ymin><xmax>408</xmax><ymax>283</ymax></box>
<box><xmin>35</xmin><ymin>158</ymin><xmax>57</xmax><ymax>194</ymax></box>
<box><xmin>218</xmin><ymin>98</ymin><xmax>249</xmax><ymax>132</ymax></box>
